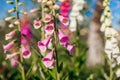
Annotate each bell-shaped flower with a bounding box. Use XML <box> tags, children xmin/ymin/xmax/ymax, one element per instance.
<box><xmin>6</xmin><ymin>52</ymin><xmax>18</xmax><ymax>59</ymax></box>
<box><xmin>42</xmin><ymin>50</ymin><xmax>55</xmax><ymax>69</ymax></box>
<box><xmin>44</xmin><ymin>14</ymin><xmax>52</xmax><ymax>23</ymax></box>
<box><xmin>45</xmin><ymin>22</ymin><xmax>54</xmax><ymax>36</ymax></box>
<box><xmin>111</xmin><ymin>37</ymin><xmax>118</xmax><ymax>48</ymax></box>
<box><xmin>65</xmin><ymin>43</ymin><xmax>75</xmax><ymax>55</ymax></box>
<box><xmin>117</xmin><ymin>56</ymin><xmax>120</xmax><ymax>65</ymax></box>
<box><xmin>58</xmin><ymin>29</ymin><xmax>69</xmax><ymax>45</ymax></box>
<box><xmin>38</xmin><ymin>37</ymin><xmax>50</xmax><ymax>53</ymax></box>
<box><xmin>112</xmin><ymin>47</ymin><xmax>120</xmax><ymax>58</ymax></box>
<box><xmin>105</xmin><ymin>39</ymin><xmax>112</xmax><ymax>54</ymax></box>
<box><xmin>5</xmin><ymin>30</ymin><xmax>16</xmax><ymax>40</ymax></box>
<box><xmin>69</xmin><ymin>17</ymin><xmax>76</xmax><ymax>32</ymax></box>
<box><xmin>22</xmin><ymin>45</ymin><xmax>31</xmax><ymax>59</ymax></box>
<box><xmin>105</xmin><ymin>28</ymin><xmax>112</xmax><ymax>37</ymax></box>
<box><xmin>58</xmin><ymin>15</ymin><xmax>69</xmax><ymax>26</ymax></box>
<box><xmin>3</xmin><ymin>41</ymin><xmax>14</xmax><ymax>53</ymax></box>
<box><xmin>33</xmin><ymin>19</ymin><xmax>42</xmax><ymax>29</ymax></box>
<box><xmin>10</xmin><ymin>58</ymin><xmax>18</xmax><ymax>67</ymax></box>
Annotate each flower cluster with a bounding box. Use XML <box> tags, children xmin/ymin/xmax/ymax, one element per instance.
<box><xmin>69</xmin><ymin>0</ymin><xmax>85</xmax><ymax>32</ymax></box>
<box><xmin>101</xmin><ymin>0</ymin><xmax>120</xmax><ymax>77</ymax></box>
<box><xmin>31</xmin><ymin>0</ymin><xmax>75</xmax><ymax>69</ymax></box>
<box><xmin>3</xmin><ymin>0</ymin><xmax>31</xmax><ymax>67</ymax></box>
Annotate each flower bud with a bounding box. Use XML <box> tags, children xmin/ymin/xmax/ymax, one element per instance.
<box><xmin>8</xmin><ymin>8</ymin><xmax>16</xmax><ymax>13</ymax></box>
<box><xmin>30</xmin><ymin>8</ymin><xmax>40</xmax><ymax>14</ymax></box>
<box><xmin>53</xmin><ymin>4</ymin><xmax>60</xmax><ymax>10</ymax></box>
<box><xmin>6</xmin><ymin>1</ymin><xmax>14</xmax><ymax>4</ymax></box>
<box><xmin>9</xmin><ymin>24</ymin><xmax>14</xmax><ymax>28</ymax></box>
<box><xmin>5</xmin><ymin>16</ymin><xmax>15</xmax><ymax>21</ymax></box>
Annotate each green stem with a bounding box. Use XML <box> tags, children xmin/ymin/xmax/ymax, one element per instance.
<box><xmin>109</xmin><ymin>55</ymin><xmax>113</xmax><ymax>80</ymax></box>
<box><xmin>15</xmin><ymin>0</ymin><xmax>25</xmax><ymax>80</ymax></box>
<box><xmin>53</xmin><ymin>16</ymin><xmax>60</xmax><ymax>80</ymax></box>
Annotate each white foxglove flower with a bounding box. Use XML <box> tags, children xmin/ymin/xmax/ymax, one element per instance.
<box><xmin>116</xmin><ymin>69</ymin><xmax>120</xmax><ymax>77</ymax></box>
<box><xmin>112</xmin><ymin>47</ymin><xmax>120</xmax><ymax>58</ymax></box>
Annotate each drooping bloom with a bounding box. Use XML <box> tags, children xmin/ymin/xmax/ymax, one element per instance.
<box><xmin>3</xmin><ymin>41</ymin><xmax>14</xmax><ymax>53</ymax></box>
<box><xmin>33</xmin><ymin>19</ymin><xmax>42</xmax><ymax>29</ymax></box>
<box><xmin>22</xmin><ymin>45</ymin><xmax>31</xmax><ymax>59</ymax></box>
<box><xmin>5</xmin><ymin>30</ymin><xmax>16</xmax><ymax>40</ymax></box>
<box><xmin>42</xmin><ymin>50</ymin><xmax>55</xmax><ymax>69</ymax></box>
<box><xmin>65</xmin><ymin>43</ymin><xmax>75</xmax><ymax>55</ymax></box>
<box><xmin>6</xmin><ymin>52</ymin><xmax>18</xmax><ymax>59</ymax></box>
<box><xmin>10</xmin><ymin>55</ymin><xmax>19</xmax><ymax>67</ymax></box>
<box><xmin>38</xmin><ymin>37</ymin><xmax>51</xmax><ymax>53</ymax></box>
<box><xmin>44</xmin><ymin>14</ymin><xmax>52</xmax><ymax>23</ymax></box>
<box><xmin>60</xmin><ymin>0</ymin><xmax>71</xmax><ymax>17</ymax></box>
<box><xmin>58</xmin><ymin>29</ymin><xmax>69</xmax><ymax>45</ymax></box>
<box><xmin>45</xmin><ymin>22</ymin><xmax>54</xmax><ymax>36</ymax></box>
<box><xmin>58</xmin><ymin>15</ymin><xmax>69</xmax><ymax>29</ymax></box>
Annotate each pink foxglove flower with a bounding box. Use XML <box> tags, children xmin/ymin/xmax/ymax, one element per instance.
<box><xmin>22</xmin><ymin>45</ymin><xmax>31</xmax><ymax>59</ymax></box>
<box><xmin>6</xmin><ymin>52</ymin><xmax>18</xmax><ymax>59</ymax></box>
<box><xmin>33</xmin><ymin>19</ymin><xmax>42</xmax><ymax>29</ymax></box>
<box><xmin>45</xmin><ymin>22</ymin><xmax>54</xmax><ymax>36</ymax></box>
<box><xmin>65</xmin><ymin>43</ymin><xmax>75</xmax><ymax>55</ymax></box>
<box><xmin>58</xmin><ymin>15</ymin><xmax>69</xmax><ymax>29</ymax></box>
<box><xmin>44</xmin><ymin>14</ymin><xmax>52</xmax><ymax>23</ymax></box>
<box><xmin>3</xmin><ymin>41</ymin><xmax>14</xmax><ymax>53</ymax></box>
<box><xmin>58</xmin><ymin>29</ymin><xmax>69</xmax><ymax>45</ymax></box>
<box><xmin>42</xmin><ymin>50</ymin><xmax>55</xmax><ymax>69</ymax></box>
<box><xmin>38</xmin><ymin>37</ymin><xmax>50</xmax><ymax>53</ymax></box>
<box><xmin>60</xmin><ymin>0</ymin><xmax>71</xmax><ymax>17</ymax></box>
<box><xmin>5</xmin><ymin>30</ymin><xmax>16</xmax><ymax>40</ymax></box>
<box><xmin>10</xmin><ymin>58</ymin><xmax>18</xmax><ymax>67</ymax></box>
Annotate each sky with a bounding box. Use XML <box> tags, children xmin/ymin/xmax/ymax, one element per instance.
<box><xmin>0</xmin><ymin>0</ymin><xmax>120</xmax><ymax>28</ymax></box>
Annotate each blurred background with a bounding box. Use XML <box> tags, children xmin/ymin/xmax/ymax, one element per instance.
<box><xmin>0</xmin><ymin>0</ymin><xmax>120</xmax><ymax>80</ymax></box>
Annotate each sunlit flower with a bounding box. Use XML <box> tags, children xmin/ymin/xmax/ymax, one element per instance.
<box><xmin>42</xmin><ymin>50</ymin><xmax>55</xmax><ymax>69</ymax></box>
<box><xmin>6</xmin><ymin>52</ymin><xmax>18</xmax><ymax>59</ymax></box>
<box><xmin>58</xmin><ymin>29</ymin><xmax>69</xmax><ymax>45</ymax></box>
<box><xmin>22</xmin><ymin>45</ymin><xmax>31</xmax><ymax>59</ymax></box>
<box><xmin>58</xmin><ymin>15</ymin><xmax>69</xmax><ymax>27</ymax></box>
<box><xmin>45</xmin><ymin>22</ymin><xmax>54</xmax><ymax>36</ymax></box>
<box><xmin>33</xmin><ymin>19</ymin><xmax>42</xmax><ymax>29</ymax></box>
<box><xmin>65</xmin><ymin>43</ymin><xmax>75</xmax><ymax>55</ymax></box>
<box><xmin>44</xmin><ymin>14</ymin><xmax>52</xmax><ymax>23</ymax></box>
<box><xmin>3</xmin><ymin>41</ymin><xmax>14</xmax><ymax>53</ymax></box>
<box><xmin>5</xmin><ymin>30</ymin><xmax>16</xmax><ymax>40</ymax></box>
<box><xmin>38</xmin><ymin>37</ymin><xmax>51</xmax><ymax>53</ymax></box>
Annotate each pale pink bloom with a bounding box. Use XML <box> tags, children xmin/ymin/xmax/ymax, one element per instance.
<box><xmin>5</xmin><ymin>30</ymin><xmax>16</xmax><ymax>40</ymax></box>
<box><xmin>33</xmin><ymin>19</ymin><xmax>42</xmax><ymax>29</ymax></box>
<box><xmin>45</xmin><ymin>22</ymin><xmax>54</xmax><ymax>35</ymax></box>
<box><xmin>38</xmin><ymin>37</ymin><xmax>50</xmax><ymax>53</ymax></box>
<box><xmin>65</xmin><ymin>43</ymin><xmax>75</xmax><ymax>55</ymax></box>
<box><xmin>42</xmin><ymin>50</ymin><xmax>55</xmax><ymax>69</ymax></box>
<box><xmin>3</xmin><ymin>41</ymin><xmax>14</xmax><ymax>53</ymax></box>
<box><xmin>6</xmin><ymin>52</ymin><xmax>18</xmax><ymax>59</ymax></box>
<box><xmin>58</xmin><ymin>29</ymin><xmax>69</xmax><ymax>45</ymax></box>
<box><xmin>10</xmin><ymin>59</ymin><xmax>18</xmax><ymax>67</ymax></box>
<box><xmin>21</xmin><ymin>36</ymin><xmax>28</xmax><ymax>45</ymax></box>
<box><xmin>58</xmin><ymin>15</ymin><xmax>69</xmax><ymax>27</ymax></box>
<box><xmin>44</xmin><ymin>14</ymin><xmax>52</xmax><ymax>23</ymax></box>
<box><xmin>22</xmin><ymin>45</ymin><xmax>31</xmax><ymax>59</ymax></box>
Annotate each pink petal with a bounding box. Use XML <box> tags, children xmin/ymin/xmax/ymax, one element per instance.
<box><xmin>10</xmin><ymin>59</ymin><xmax>18</xmax><ymax>67</ymax></box>
<box><xmin>33</xmin><ymin>19</ymin><xmax>42</xmax><ymax>29</ymax></box>
<box><xmin>3</xmin><ymin>41</ymin><xmax>14</xmax><ymax>53</ymax></box>
<box><xmin>42</xmin><ymin>58</ymin><xmax>55</xmax><ymax>69</ymax></box>
<box><xmin>44</xmin><ymin>50</ymin><xmax>54</xmax><ymax>60</ymax></box>
<box><xmin>44</xmin><ymin>14</ymin><xmax>52</xmax><ymax>23</ymax></box>
<box><xmin>45</xmin><ymin>22</ymin><xmax>54</xmax><ymax>35</ymax></box>
<box><xmin>6</xmin><ymin>52</ymin><xmax>18</xmax><ymax>59</ymax></box>
<box><xmin>65</xmin><ymin>43</ymin><xmax>75</xmax><ymax>55</ymax></box>
<box><xmin>58</xmin><ymin>15</ymin><xmax>69</xmax><ymax>26</ymax></box>
<box><xmin>5</xmin><ymin>30</ymin><xmax>16</xmax><ymax>40</ymax></box>
<box><xmin>58</xmin><ymin>29</ymin><xmax>69</xmax><ymax>45</ymax></box>
<box><xmin>38</xmin><ymin>41</ymin><xmax>47</xmax><ymax>53</ymax></box>
<box><xmin>22</xmin><ymin>45</ymin><xmax>31</xmax><ymax>59</ymax></box>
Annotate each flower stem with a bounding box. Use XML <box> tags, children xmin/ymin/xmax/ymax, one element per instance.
<box><xmin>109</xmin><ymin>55</ymin><xmax>113</xmax><ymax>80</ymax></box>
<box><xmin>53</xmin><ymin>15</ymin><xmax>60</xmax><ymax>80</ymax></box>
<box><xmin>15</xmin><ymin>0</ymin><xmax>25</xmax><ymax>80</ymax></box>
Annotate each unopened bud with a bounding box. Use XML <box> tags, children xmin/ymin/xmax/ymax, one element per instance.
<box><xmin>8</xmin><ymin>8</ymin><xmax>16</xmax><ymax>13</ymax></box>
<box><xmin>18</xmin><ymin>2</ymin><xmax>23</xmax><ymax>6</ymax></box>
<box><xmin>53</xmin><ymin>5</ymin><xmax>60</xmax><ymax>10</ymax></box>
<box><xmin>9</xmin><ymin>24</ymin><xmax>14</xmax><ymax>28</ymax></box>
<box><xmin>6</xmin><ymin>1</ymin><xmax>14</xmax><ymax>4</ymax></box>
<box><xmin>14</xmin><ymin>20</ymin><xmax>20</xmax><ymax>25</ymax></box>
<box><xmin>5</xmin><ymin>16</ymin><xmax>15</xmax><ymax>21</ymax></box>
<box><xmin>30</xmin><ymin>8</ymin><xmax>40</xmax><ymax>14</ymax></box>
<box><xmin>47</xmin><ymin>1</ymin><xmax>53</xmax><ymax>6</ymax></box>
<box><xmin>59</xmin><ymin>0</ymin><xmax>66</xmax><ymax>2</ymax></box>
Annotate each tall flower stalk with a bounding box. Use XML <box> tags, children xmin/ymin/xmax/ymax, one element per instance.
<box><xmin>101</xmin><ymin>0</ymin><xmax>120</xmax><ymax>79</ymax></box>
